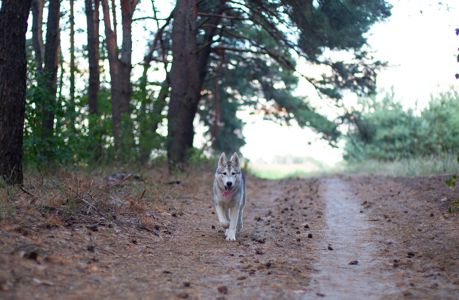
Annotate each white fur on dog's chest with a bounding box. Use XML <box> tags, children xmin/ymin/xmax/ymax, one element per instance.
<box><xmin>216</xmin><ymin>194</ymin><xmax>238</xmax><ymax>207</ymax></box>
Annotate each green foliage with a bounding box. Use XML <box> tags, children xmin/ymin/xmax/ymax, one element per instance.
<box><xmin>23</xmin><ymin>37</ymin><xmax>167</xmax><ymax>167</ymax></box>
<box><xmin>342</xmin><ymin>156</ymin><xmax>459</xmax><ymax>176</ymax></box>
<box><xmin>446</xmin><ymin>175</ymin><xmax>457</xmax><ymax>188</ymax></box>
<box><xmin>344</xmin><ymin>90</ymin><xmax>459</xmax><ymax>161</ymax></box>
<box><xmin>199</xmin><ymin>19</ymin><xmax>340</xmax><ymax>154</ymax></box>
<box><xmin>198</xmin><ymin>95</ymin><xmax>245</xmax><ymax>155</ymax></box>
<box><xmin>445</xmin><ymin>153</ymin><xmax>459</xmax><ymax>213</ymax></box>
<box><xmin>0</xmin><ymin>185</ymin><xmax>16</xmax><ymax>221</ymax></box>
<box><xmin>133</xmin><ymin>78</ymin><xmax>167</xmax><ymax>162</ymax></box>
<box><xmin>187</xmin><ymin>147</ymin><xmax>209</xmax><ymax>165</ymax></box>
<box><xmin>281</xmin><ymin>0</ymin><xmax>391</xmax><ymax>99</ymax></box>
<box><xmin>421</xmin><ymin>92</ymin><xmax>459</xmax><ymax>154</ymax></box>
<box><xmin>24</xmin><ymin>69</ymin><xmax>114</xmax><ymax>166</ymax></box>
<box><xmin>194</xmin><ymin>0</ymin><xmax>391</xmax><ymax>156</ymax></box>
<box><xmin>0</xmin><ymin>177</ymin><xmax>6</xmax><ymax>189</ymax></box>
<box><xmin>20</xmin><ymin>0</ymin><xmax>393</xmax><ymax>168</ymax></box>
<box><xmin>283</xmin><ymin>0</ymin><xmax>391</xmax><ymax>57</ymax></box>
<box><xmin>448</xmin><ymin>199</ymin><xmax>459</xmax><ymax>213</ymax></box>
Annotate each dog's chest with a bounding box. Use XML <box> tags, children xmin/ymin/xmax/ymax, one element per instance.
<box><xmin>216</xmin><ymin>190</ymin><xmax>238</xmax><ymax>206</ymax></box>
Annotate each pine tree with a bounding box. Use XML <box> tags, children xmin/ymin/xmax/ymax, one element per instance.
<box><xmin>0</xmin><ymin>0</ymin><xmax>32</xmax><ymax>184</ymax></box>
<box><xmin>167</xmin><ymin>0</ymin><xmax>391</xmax><ymax>168</ymax></box>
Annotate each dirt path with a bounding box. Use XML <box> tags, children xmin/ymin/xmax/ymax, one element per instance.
<box><xmin>304</xmin><ymin>178</ymin><xmax>395</xmax><ymax>299</ymax></box>
<box><xmin>1</xmin><ymin>172</ymin><xmax>458</xmax><ymax>299</ymax></box>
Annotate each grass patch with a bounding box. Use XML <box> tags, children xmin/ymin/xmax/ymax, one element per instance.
<box><xmin>343</xmin><ymin>155</ymin><xmax>459</xmax><ymax>176</ymax></box>
<box><xmin>249</xmin><ymin>155</ymin><xmax>459</xmax><ymax>179</ymax></box>
<box><xmin>248</xmin><ymin>162</ymin><xmax>332</xmax><ymax>179</ymax></box>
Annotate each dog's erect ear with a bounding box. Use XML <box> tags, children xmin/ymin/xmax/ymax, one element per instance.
<box><xmin>218</xmin><ymin>153</ymin><xmax>227</xmax><ymax>167</ymax></box>
<box><xmin>230</xmin><ymin>152</ymin><xmax>240</xmax><ymax>167</ymax></box>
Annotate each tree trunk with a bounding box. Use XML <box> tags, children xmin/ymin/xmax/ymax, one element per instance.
<box><xmin>101</xmin><ymin>0</ymin><xmax>136</xmax><ymax>157</ymax></box>
<box><xmin>0</xmin><ymin>0</ymin><xmax>32</xmax><ymax>184</ymax></box>
<box><xmin>138</xmin><ymin>67</ymin><xmax>150</xmax><ymax>163</ymax></box>
<box><xmin>110</xmin><ymin>0</ymin><xmax>117</xmax><ymax>37</ymax></box>
<box><xmin>167</xmin><ymin>0</ymin><xmax>226</xmax><ymax>170</ymax></box>
<box><xmin>167</xmin><ymin>0</ymin><xmax>201</xmax><ymax>170</ymax></box>
<box><xmin>69</xmin><ymin>0</ymin><xmax>76</xmax><ymax>133</ymax></box>
<box><xmin>211</xmin><ymin>75</ymin><xmax>221</xmax><ymax>143</ymax></box>
<box><xmin>55</xmin><ymin>47</ymin><xmax>65</xmax><ymax>133</ymax></box>
<box><xmin>41</xmin><ymin>0</ymin><xmax>60</xmax><ymax>152</ymax></box>
<box><xmin>31</xmin><ymin>0</ymin><xmax>44</xmax><ymax>73</ymax></box>
<box><xmin>85</xmin><ymin>0</ymin><xmax>102</xmax><ymax>160</ymax></box>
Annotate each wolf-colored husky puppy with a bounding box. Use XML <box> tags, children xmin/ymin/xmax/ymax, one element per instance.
<box><xmin>213</xmin><ymin>152</ymin><xmax>246</xmax><ymax>241</ymax></box>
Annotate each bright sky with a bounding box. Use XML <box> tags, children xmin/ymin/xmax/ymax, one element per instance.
<box><xmin>240</xmin><ymin>0</ymin><xmax>459</xmax><ymax>165</ymax></box>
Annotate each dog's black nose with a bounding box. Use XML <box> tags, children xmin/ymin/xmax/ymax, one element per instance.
<box><xmin>226</xmin><ymin>182</ymin><xmax>232</xmax><ymax>187</ymax></box>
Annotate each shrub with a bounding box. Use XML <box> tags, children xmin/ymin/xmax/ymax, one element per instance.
<box><xmin>344</xmin><ymin>90</ymin><xmax>459</xmax><ymax>161</ymax></box>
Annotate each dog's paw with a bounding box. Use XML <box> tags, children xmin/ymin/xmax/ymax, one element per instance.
<box><xmin>225</xmin><ymin>230</ymin><xmax>236</xmax><ymax>241</ymax></box>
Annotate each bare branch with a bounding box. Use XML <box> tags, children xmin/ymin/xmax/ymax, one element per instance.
<box><xmin>133</xmin><ymin>16</ymin><xmax>170</xmax><ymax>22</ymax></box>
<box><xmin>100</xmin><ymin>0</ymin><xmax>118</xmax><ymax>62</ymax></box>
<box><xmin>144</xmin><ymin>5</ymin><xmax>173</xmax><ymax>76</ymax></box>
<box><xmin>110</xmin><ymin>0</ymin><xmax>117</xmax><ymax>36</ymax></box>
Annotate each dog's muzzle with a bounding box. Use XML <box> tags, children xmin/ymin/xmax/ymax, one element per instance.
<box><xmin>223</xmin><ymin>182</ymin><xmax>233</xmax><ymax>197</ymax></box>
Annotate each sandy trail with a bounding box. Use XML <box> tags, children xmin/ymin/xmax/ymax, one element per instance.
<box><xmin>304</xmin><ymin>178</ymin><xmax>395</xmax><ymax>299</ymax></box>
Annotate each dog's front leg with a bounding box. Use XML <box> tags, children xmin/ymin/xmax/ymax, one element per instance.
<box><xmin>215</xmin><ymin>204</ymin><xmax>229</xmax><ymax>229</ymax></box>
<box><xmin>225</xmin><ymin>206</ymin><xmax>239</xmax><ymax>241</ymax></box>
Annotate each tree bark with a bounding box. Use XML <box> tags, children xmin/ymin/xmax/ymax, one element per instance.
<box><xmin>167</xmin><ymin>0</ymin><xmax>201</xmax><ymax>170</ymax></box>
<box><xmin>167</xmin><ymin>0</ymin><xmax>226</xmax><ymax>170</ymax></box>
<box><xmin>69</xmin><ymin>0</ymin><xmax>76</xmax><ymax>133</ymax></box>
<box><xmin>0</xmin><ymin>0</ymin><xmax>32</xmax><ymax>184</ymax></box>
<box><xmin>110</xmin><ymin>0</ymin><xmax>118</xmax><ymax>37</ymax></box>
<box><xmin>101</xmin><ymin>0</ymin><xmax>136</xmax><ymax>156</ymax></box>
<box><xmin>85</xmin><ymin>0</ymin><xmax>102</xmax><ymax>160</ymax></box>
<box><xmin>31</xmin><ymin>0</ymin><xmax>44</xmax><ymax>73</ymax></box>
<box><xmin>55</xmin><ymin>47</ymin><xmax>65</xmax><ymax>132</ymax></box>
<box><xmin>41</xmin><ymin>0</ymin><xmax>60</xmax><ymax>149</ymax></box>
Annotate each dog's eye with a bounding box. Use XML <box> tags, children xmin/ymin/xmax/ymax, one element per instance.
<box><xmin>231</xmin><ymin>172</ymin><xmax>236</xmax><ymax>175</ymax></box>
<box><xmin>222</xmin><ymin>172</ymin><xmax>227</xmax><ymax>176</ymax></box>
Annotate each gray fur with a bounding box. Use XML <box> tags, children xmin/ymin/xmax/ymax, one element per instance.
<box><xmin>212</xmin><ymin>152</ymin><xmax>246</xmax><ymax>241</ymax></box>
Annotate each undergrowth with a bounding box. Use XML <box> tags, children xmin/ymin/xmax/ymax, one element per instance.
<box><xmin>0</xmin><ymin>164</ymin><xmax>196</xmax><ymax>234</ymax></box>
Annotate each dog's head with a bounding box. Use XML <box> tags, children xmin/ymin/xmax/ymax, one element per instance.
<box><xmin>215</xmin><ymin>152</ymin><xmax>242</xmax><ymax>192</ymax></box>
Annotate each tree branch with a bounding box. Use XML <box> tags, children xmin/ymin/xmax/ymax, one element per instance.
<box><xmin>101</xmin><ymin>0</ymin><xmax>118</xmax><ymax>64</ymax></box>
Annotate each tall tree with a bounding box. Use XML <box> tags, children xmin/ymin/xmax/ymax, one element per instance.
<box><xmin>167</xmin><ymin>0</ymin><xmax>226</xmax><ymax>169</ymax></box>
<box><xmin>69</xmin><ymin>0</ymin><xmax>76</xmax><ymax>133</ymax></box>
<box><xmin>31</xmin><ymin>0</ymin><xmax>44</xmax><ymax>73</ymax></box>
<box><xmin>101</xmin><ymin>0</ymin><xmax>137</xmax><ymax>156</ymax></box>
<box><xmin>0</xmin><ymin>0</ymin><xmax>32</xmax><ymax>184</ymax></box>
<box><xmin>167</xmin><ymin>0</ymin><xmax>391</xmax><ymax>169</ymax></box>
<box><xmin>167</xmin><ymin>0</ymin><xmax>199</xmax><ymax>169</ymax></box>
<box><xmin>40</xmin><ymin>0</ymin><xmax>61</xmax><ymax>158</ymax></box>
<box><xmin>85</xmin><ymin>0</ymin><xmax>102</xmax><ymax>159</ymax></box>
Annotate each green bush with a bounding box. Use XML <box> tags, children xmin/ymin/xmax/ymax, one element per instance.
<box><xmin>344</xmin><ymin>90</ymin><xmax>459</xmax><ymax>161</ymax></box>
